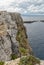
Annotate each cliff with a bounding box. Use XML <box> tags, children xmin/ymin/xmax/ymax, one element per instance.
<box><xmin>0</xmin><ymin>11</ymin><xmax>32</xmax><ymax>61</ymax></box>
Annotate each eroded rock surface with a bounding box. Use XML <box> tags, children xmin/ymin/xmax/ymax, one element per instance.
<box><xmin>0</xmin><ymin>11</ymin><xmax>32</xmax><ymax>61</ymax></box>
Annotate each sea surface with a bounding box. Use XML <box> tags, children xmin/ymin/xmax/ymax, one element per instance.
<box><xmin>24</xmin><ymin>22</ymin><xmax>44</xmax><ymax>60</ymax></box>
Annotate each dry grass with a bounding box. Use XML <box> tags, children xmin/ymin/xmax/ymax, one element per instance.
<box><xmin>0</xmin><ymin>24</ymin><xmax>7</xmax><ymax>36</ymax></box>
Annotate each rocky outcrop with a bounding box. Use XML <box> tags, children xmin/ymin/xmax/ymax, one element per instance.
<box><xmin>0</xmin><ymin>11</ymin><xmax>32</xmax><ymax>61</ymax></box>
<box><xmin>4</xmin><ymin>58</ymin><xmax>20</xmax><ymax>65</ymax></box>
<box><xmin>4</xmin><ymin>59</ymin><xmax>44</xmax><ymax>65</ymax></box>
<box><xmin>4</xmin><ymin>56</ymin><xmax>40</xmax><ymax>65</ymax></box>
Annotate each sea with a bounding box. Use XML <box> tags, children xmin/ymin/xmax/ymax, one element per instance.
<box><xmin>22</xmin><ymin>15</ymin><xmax>44</xmax><ymax>60</ymax></box>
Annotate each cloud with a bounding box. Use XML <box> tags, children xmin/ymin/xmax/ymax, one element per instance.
<box><xmin>27</xmin><ymin>4</ymin><xmax>44</xmax><ymax>13</ymax></box>
<box><xmin>0</xmin><ymin>0</ymin><xmax>44</xmax><ymax>14</ymax></box>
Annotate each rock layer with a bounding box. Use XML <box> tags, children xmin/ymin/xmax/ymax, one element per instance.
<box><xmin>0</xmin><ymin>11</ymin><xmax>32</xmax><ymax>61</ymax></box>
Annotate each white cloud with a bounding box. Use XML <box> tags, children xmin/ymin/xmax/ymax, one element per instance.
<box><xmin>0</xmin><ymin>0</ymin><xmax>14</xmax><ymax>6</ymax></box>
<box><xmin>0</xmin><ymin>0</ymin><xmax>44</xmax><ymax>14</ymax></box>
<box><xmin>27</xmin><ymin>4</ymin><xmax>44</xmax><ymax>13</ymax></box>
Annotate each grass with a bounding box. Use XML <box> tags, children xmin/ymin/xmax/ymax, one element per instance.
<box><xmin>19</xmin><ymin>55</ymin><xmax>40</xmax><ymax>65</ymax></box>
<box><xmin>19</xmin><ymin>47</ymin><xmax>27</xmax><ymax>55</ymax></box>
<box><xmin>16</xmin><ymin>27</ymin><xmax>32</xmax><ymax>55</ymax></box>
<box><xmin>0</xmin><ymin>61</ymin><xmax>4</xmax><ymax>65</ymax></box>
<box><xmin>0</xmin><ymin>23</ymin><xmax>7</xmax><ymax>36</ymax></box>
<box><xmin>11</xmin><ymin>54</ymin><xmax>18</xmax><ymax>60</ymax></box>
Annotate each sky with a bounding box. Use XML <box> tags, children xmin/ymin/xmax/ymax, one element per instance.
<box><xmin>0</xmin><ymin>0</ymin><xmax>44</xmax><ymax>15</ymax></box>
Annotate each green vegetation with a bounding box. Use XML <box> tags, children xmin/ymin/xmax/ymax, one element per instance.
<box><xmin>16</xmin><ymin>19</ymin><xmax>40</xmax><ymax>65</ymax></box>
<box><xmin>16</xmin><ymin>25</ymin><xmax>32</xmax><ymax>56</ymax></box>
<box><xmin>11</xmin><ymin>54</ymin><xmax>18</xmax><ymax>60</ymax></box>
<box><xmin>0</xmin><ymin>61</ymin><xmax>4</xmax><ymax>65</ymax></box>
<box><xmin>19</xmin><ymin>55</ymin><xmax>40</xmax><ymax>65</ymax></box>
<box><xmin>19</xmin><ymin>47</ymin><xmax>29</xmax><ymax>56</ymax></box>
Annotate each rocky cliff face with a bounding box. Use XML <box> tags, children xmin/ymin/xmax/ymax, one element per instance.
<box><xmin>0</xmin><ymin>11</ymin><xmax>32</xmax><ymax>61</ymax></box>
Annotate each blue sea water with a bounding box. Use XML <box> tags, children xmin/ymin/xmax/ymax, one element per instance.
<box><xmin>24</xmin><ymin>22</ymin><xmax>44</xmax><ymax>60</ymax></box>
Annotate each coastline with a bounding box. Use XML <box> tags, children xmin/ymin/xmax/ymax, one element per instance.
<box><xmin>24</xmin><ymin>20</ymin><xmax>44</xmax><ymax>23</ymax></box>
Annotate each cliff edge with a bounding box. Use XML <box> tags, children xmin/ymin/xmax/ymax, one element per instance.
<box><xmin>0</xmin><ymin>11</ymin><xmax>32</xmax><ymax>61</ymax></box>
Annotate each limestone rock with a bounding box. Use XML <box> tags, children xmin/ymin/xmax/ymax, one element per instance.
<box><xmin>0</xmin><ymin>11</ymin><xmax>32</xmax><ymax>61</ymax></box>
<box><xmin>0</xmin><ymin>11</ymin><xmax>19</xmax><ymax>61</ymax></box>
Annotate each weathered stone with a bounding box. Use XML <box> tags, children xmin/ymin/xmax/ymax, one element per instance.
<box><xmin>0</xmin><ymin>11</ymin><xmax>19</xmax><ymax>61</ymax></box>
<box><xmin>0</xmin><ymin>11</ymin><xmax>32</xmax><ymax>61</ymax></box>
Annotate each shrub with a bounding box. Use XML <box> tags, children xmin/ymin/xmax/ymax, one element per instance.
<box><xmin>0</xmin><ymin>61</ymin><xmax>4</xmax><ymax>65</ymax></box>
<box><xmin>19</xmin><ymin>47</ymin><xmax>28</xmax><ymax>56</ymax></box>
<box><xmin>11</xmin><ymin>54</ymin><xmax>18</xmax><ymax>60</ymax></box>
<box><xmin>19</xmin><ymin>55</ymin><xmax>40</xmax><ymax>65</ymax></box>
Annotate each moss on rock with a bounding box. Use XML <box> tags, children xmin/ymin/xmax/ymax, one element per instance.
<box><xmin>11</xmin><ymin>54</ymin><xmax>18</xmax><ymax>60</ymax></box>
<box><xmin>0</xmin><ymin>61</ymin><xmax>4</xmax><ymax>65</ymax></box>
